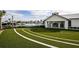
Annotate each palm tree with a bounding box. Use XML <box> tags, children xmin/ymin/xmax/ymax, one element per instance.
<box><xmin>0</xmin><ymin>10</ymin><xmax>6</xmax><ymax>29</ymax></box>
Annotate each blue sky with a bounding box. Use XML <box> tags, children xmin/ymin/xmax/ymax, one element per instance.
<box><xmin>6</xmin><ymin>10</ymin><xmax>32</xmax><ymax>16</ymax></box>
<box><xmin>13</xmin><ymin>10</ymin><xmax>32</xmax><ymax>16</ymax></box>
<box><xmin>6</xmin><ymin>10</ymin><xmax>52</xmax><ymax>16</ymax></box>
<box><xmin>2</xmin><ymin>10</ymin><xmax>53</xmax><ymax>22</ymax></box>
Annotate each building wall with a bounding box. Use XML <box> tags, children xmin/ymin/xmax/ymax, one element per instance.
<box><xmin>46</xmin><ymin>15</ymin><xmax>67</xmax><ymax>21</ymax></box>
<box><xmin>44</xmin><ymin>15</ymin><xmax>68</xmax><ymax>29</ymax></box>
<box><xmin>71</xmin><ymin>19</ymin><xmax>79</xmax><ymax>27</ymax></box>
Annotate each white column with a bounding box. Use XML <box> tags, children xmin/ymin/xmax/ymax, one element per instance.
<box><xmin>51</xmin><ymin>22</ymin><xmax>53</xmax><ymax>28</ymax></box>
<box><xmin>65</xmin><ymin>21</ymin><xmax>68</xmax><ymax>29</ymax></box>
<box><xmin>52</xmin><ymin>22</ymin><xmax>53</xmax><ymax>28</ymax></box>
<box><xmin>58</xmin><ymin>22</ymin><xmax>60</xmax><ymax>28</ymax></box>
<box><xmin>49</xmin><ymin>21</ymin><xmax>51</xmax><ymax>28</ymax></box>
<box><xmin>45</xmin><ymin>21</ymin><xmax>47</xmax><ymax>28</ymax></box>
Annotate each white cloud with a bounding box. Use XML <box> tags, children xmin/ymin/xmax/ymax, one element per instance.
<box><xmin>51</xmin><ymin>10</ymin><xmax>79</xmax><ymax>15</ymax></box>
<box><xmin>31</xmin><ymin>10</ymin><xmax>52</xmax><ymax>16</ymax></box>
<box><xmin>28</xmin><ymin>10</ymin><xmax>53</xmax><ymax>21</ymax></box>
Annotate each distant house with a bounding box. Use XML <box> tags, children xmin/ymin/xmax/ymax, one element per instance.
<box><xmin>44</xmin><ymin>13</ymin><xmax>79</xmax><ymax>29</ymax></box>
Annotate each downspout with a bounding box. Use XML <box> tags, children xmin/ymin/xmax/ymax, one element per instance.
<box><xmin>0</xmin><ymin>17</ymin><xmax>2</xmax><ymax>29</ymax></box>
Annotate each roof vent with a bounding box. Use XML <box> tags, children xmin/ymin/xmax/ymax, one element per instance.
<box><xmin>52</xmin><ymin>12</ymin><xmax>59</xmax><ymax>15</ymax></box>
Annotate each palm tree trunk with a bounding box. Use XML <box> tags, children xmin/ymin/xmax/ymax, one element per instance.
<box><xmin>0</xmin><ymin>17</ymin><xmax>2</xmax><ymax>29</ymax></box>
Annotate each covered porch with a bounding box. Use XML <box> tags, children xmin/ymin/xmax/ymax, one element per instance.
<box><xmin>46</xmin><ymin>21</ymin><xmax>65</xmax><ymax>29</ymax></box>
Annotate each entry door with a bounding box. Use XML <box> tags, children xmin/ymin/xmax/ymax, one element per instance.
<box><xmin>60</xmin><ymin>22</ymin><xmax>64</xmax><ymax>28</ymax></box>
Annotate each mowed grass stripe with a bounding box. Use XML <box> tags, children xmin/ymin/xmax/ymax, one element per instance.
<box><xmin>24</xmin><ymin>28</ymin><xmax>79</xmax><ymax>44</ymax></box>
<box><xmin>0</xmin><ymin>30</ymin><xmax>4</xmax><ymax>35</ymax></box>
<box><xmin>31</xmin><ymin>28</ymin><xmax>79</xmax><ymax>40</ymax></box>
<box><xmin>0</xmin><ymin>29</ymin><xmax>48</xmax><ymax>48</ymax></box>
<box><xmin>22</xmin><ymin>29</ymin><xmax>79</xmax><ymax>47</ymax></box>
<box><xmin>16</xmin><ymin>28</ymin><xmax>79</xmax><ymax>48</ymax></box>
<box><xmin>14</xmin><ymin>29</ymin><xmax>57</xmax><ymax>48</ymax></box>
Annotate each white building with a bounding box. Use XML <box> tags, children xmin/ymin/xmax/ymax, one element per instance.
<box><xmin>63</xmin><ymin>13</ymin><xmax>79</xmax><ymax>28</ymax></box>
<box><xmin>44</xmin><ymin>13</ymin><xmax>79</xmax><ymax>29</ymax></box>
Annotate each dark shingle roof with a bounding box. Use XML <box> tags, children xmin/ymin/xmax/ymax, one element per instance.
<box><xmin>62</xmin><ymin>13</ymin><xmax>79</xmax><ymax>19</ymax></box>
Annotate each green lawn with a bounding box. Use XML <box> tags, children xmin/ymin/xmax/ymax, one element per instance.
<box><xmin>29</xmin><ymin>28</ymin><xmax>79</xmax><ymax>40</ymax></box>
<box><xmin>16</xmin><ymin>28</ymin><xmax>79</xmax><ymax>48</ymax></box>
<box><xmin>23</xmin><ymin>28</ymin><xmax>79</xmax><ymax>44</ymax></box>
<box><xmin>0</xmin><ymin>30</ymin><xmax>2</xmax><ymax>34</ymax></box>
<box><xmin>0</xmin><ymin>28</ymin><xmax>79</xmax><ymax>48</ymax></box>
<box><xmin>0</xmin><ymin>30</ymin><xmax>1</xmax><ymax>34</ymax></box>
<box><xmin>0</xmin><ymin>29</ymin><xmax>48</xmax><ymax>48</ymax></box>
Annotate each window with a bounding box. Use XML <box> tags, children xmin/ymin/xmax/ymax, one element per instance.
<box><xmin>68</xmin><ymin>20</ymin><xmax>71</xmax><ymax>27</ymax></box>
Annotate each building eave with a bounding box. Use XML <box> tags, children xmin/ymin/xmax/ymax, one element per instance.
<box><xmin>43</xmin><ymin>14</ymin><xmax>69</xmax><ymax>22</ymax></box>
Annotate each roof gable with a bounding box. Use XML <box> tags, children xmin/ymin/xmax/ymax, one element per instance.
<box><xmin>44</xmin><ymin>14</ymin><xmax>69</xmax><ymax>22</ymax></box>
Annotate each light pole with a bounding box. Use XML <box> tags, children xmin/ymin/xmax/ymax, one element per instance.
<box><xmin>12</xmin><ymin>16</ymin><xmax>14</xmax><ymax>28</ymax></box>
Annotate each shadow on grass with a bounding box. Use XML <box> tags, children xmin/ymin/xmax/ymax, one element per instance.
<box><xmin>30</xmin><ymin>27</ymin><xmax>79</xmax><ymax>32</ymax></box>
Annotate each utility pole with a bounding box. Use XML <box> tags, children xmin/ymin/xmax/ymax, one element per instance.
<box><xmin>12</xmin><ymin>16</ymin><xmax>14</xmax><ymax>28</ymax></box>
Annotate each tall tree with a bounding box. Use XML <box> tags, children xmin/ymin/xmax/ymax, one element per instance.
<box><xmin>0</xmin><ymin>10</ymin><xmax>6</xmax><ymax>29</ymax></box>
